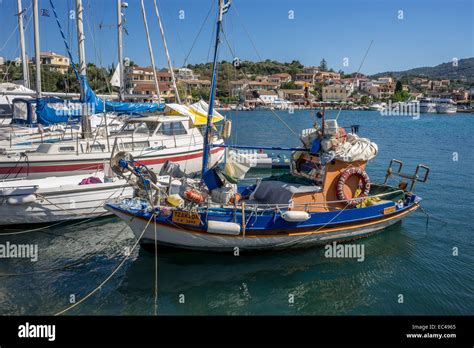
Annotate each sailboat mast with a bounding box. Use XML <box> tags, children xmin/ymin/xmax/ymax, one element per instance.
<box><xmin>76</xmin><ymin>0</ymin><xmax>86</xmax><ymax>78</ymax></box>
<box><xmin>17</xmin><ymin>0</ymin><xmax>30</xmax><ymax>89</ymax></box>
<box><xmin>76</xmin><ymin>0</ymin><xmax>91</xmax><ymax>139</ymax></box>
<box><xmin>152</xmin><ymin>0</ymin><xmax>180</xmax><ymax>104</ymax></box>
<box><xmin>32</xmin><ymin>0</ymin><xmax>41</xmax><ymax>97</ymax></box>
<box><xmin>140</xmin><ymin>0</ymin><xmax>161</xmax><ymax>102</ymax></box>
<box><xmin>116</xmin><ymin>0</ymin><xmax>125</xmax><ymax>101</ymax></box>
<box><xmin>201</xmin><ymin>0</ymin><xmax>224</xmax><ymax>176</ymax></box>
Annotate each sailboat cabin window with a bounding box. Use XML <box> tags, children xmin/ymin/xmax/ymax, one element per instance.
<box><xmin>156</xmin><ymin>122</ymin><xmax>187</xmax><ymax>136</ymax></box>
<box><xmin>59</xmin><ymin>146</ymin><xmax>75</xmax><ymax>152</ymax></box>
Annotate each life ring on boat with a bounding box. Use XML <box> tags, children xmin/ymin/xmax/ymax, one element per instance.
<box><xmin>184</xmin><ymin>188</ymin><xmax>206</xmax><ymax>204</ymax></box>
<box><xmin>336</xmin><ymin>166</ymin><xmax>370</xmax><ymax>207</ymax></box>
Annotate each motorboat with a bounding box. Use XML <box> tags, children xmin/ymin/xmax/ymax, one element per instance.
<box><xmin>434</xmin><ymin>98</ymin><xmax>457</xmax><ymax>114</ymax></box>
<box><xmin>368</xmin><ymin>102</ymin><xmax>386</xmax><ymax>111</ymax></box>
<box><xmin>419</xmin><ymin>98</ymin><xmax>437</xmax><ymax>113</ymax></box>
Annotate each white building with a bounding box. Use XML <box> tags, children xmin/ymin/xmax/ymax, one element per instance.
<box><xmin>176</xmin><ymin>68</ymin><xmax>198</xmax><ymax>81</ymax></box>
<box><xmin>258</xmin><ymin>90</ymin><xmax>279</xmax><ymax>104</ymax></box>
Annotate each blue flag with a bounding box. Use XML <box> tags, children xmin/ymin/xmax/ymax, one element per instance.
<box><xmin>222</xmin><ymin>0</ymin><xmax>231</xmax><ymax>14</ymax></box>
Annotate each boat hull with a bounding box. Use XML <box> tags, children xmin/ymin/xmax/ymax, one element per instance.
<box><xmin>0</xmin><ymin>179</ymin><xmax>134</xmax><ymax>226</ymax></box>
<box><xmin>0</xmin><ymin>146</ymin><xmax>225</xmax><ymax>179</ymax></box>
<box><xmin>106</xmin><ymin>202</ymin><xmax>419</xmax><ymax>252</ymax></box>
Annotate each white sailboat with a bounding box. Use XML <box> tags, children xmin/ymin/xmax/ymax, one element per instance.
<box><xmin>0</xmin><ymin>169</ymin><xmax>133</xmax><ymax>226</ymax></box>
<box><xmin>0</xmin><ymin>103</ymin><xmax>227</xmax><ymax>179</ymax></box>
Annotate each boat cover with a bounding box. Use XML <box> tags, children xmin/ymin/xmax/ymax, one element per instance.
<box><xmin>165</xmin><ymin>100</ymin><xmax>224</xmax><ymax>125</ymax></box>
<box><xmin>250</xmin><ymin>180</ymin><xmax>321</xmax><ymax>204</ymax></box>
<box><xmin>333</xmin><ymin>133</ymin><xmax>378</xmax><ymax>162</ymax></box>
<box><xmin>36</xmin><ymin>77</ymin><xmax>165</xmax><ymax>125</ymax></box>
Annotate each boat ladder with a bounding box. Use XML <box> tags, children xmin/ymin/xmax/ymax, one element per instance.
<box><xmin>383</xmin><ymin>159</ymin><xmax>430</xmax><ymax>191</ymax></box>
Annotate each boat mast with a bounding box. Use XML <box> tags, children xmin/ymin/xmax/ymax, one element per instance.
<box><xmin>201</xmin><ymin>0</ymin><xmax>225</xmax><ymax>176</ymax></box>
<box><xmin>152</xmin><ymin>0</ymin><xmax>180</xmax><ymax>104</ymax></box>
<box><xmin>17</xmin><ymin>0</ymin><xmax>30</xmax><ymax>89</ymax></box>
<box><xmin>116</xmin><ymin>0</ymin><xmax>125</xmax><ymax>101</ymax></box>
<box><xmin>32</xmin><ymin>0</ymin><xmax>41</xmax><ymax>97</ymax></box>
<box><xmin>76</xmin><ymin>0</ymin><xmax>91</xmax><ymax>138</ymax></box>
<box><xmin>140</xmin><ymin>0</ymin><xmax>161</xmax><ymax>102</ymax></box>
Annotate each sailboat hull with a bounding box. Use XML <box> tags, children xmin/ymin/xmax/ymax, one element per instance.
<box><xmin>0</xmin><ymin>146</ymin><xmax>225</xmax><ymax>179</ymax></box>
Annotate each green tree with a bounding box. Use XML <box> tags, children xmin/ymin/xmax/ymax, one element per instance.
<box><xmin>281</xmin><ymin>81</ymin><xmax>298</xmax><ymax>89</ymax></box>
<box><xmin>360</xmin><ymin>95</ymin><xmax>371</xmax><ymax>105</ymax></box>
<box><xmin>395</xmin><ymin>80</ymin><xmax>403</xmax><ymax>93</ymax></box>
<box><xmin>319</xmin><ymin>58</ymin><xmax>328</xmax><ymax>71</ymax></box>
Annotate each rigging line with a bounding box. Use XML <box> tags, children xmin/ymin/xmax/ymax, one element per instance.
<box><xmin>335</xmin><ymin>40</ymin><xmax>374</xmax><ymax>121</ymax></box>
<box><xmin>231</xmin><ymin>2</ymin><xmax>263</xmax><ymax>62</ymax></box>
<box><xmin>206</xmin><ymin>11</ymin><xmax>218</xmax><ymax>64</ymax></box>
<box><xmin>54</xmin><ymin>213</ymin><xmax>155</xmax><ymax>316</ymax></box>
<box><xmin>154</xmin><ymin>215</ymin><xmax>158</xmax><ymax>316</ymax></box>
<box><xmin>227</xmin><ymin>49</ymin><xmax>302</xmax><ymax>141</ymax></box>
<box><xmin>0</xmin><ymin>17</ymin><xmax>21</xmax><ymax>52</ymax></box>
<box><xmin>1</xmin><ymin>13</ymin><xmax>33</xmax><ymax>84</ymax></box>
<box><xmin>84</xmin><ymin>2</ymin><xmax>112</xmax><ymax>94</ymax></box>
<box><xmin>182</xmin><ymin>0</ymin><xmax>215</xmax><ymax>67</ymax></box>
<box><xmin>220</xmin><ymin>11</ymin><xmax>302</xmax><ymax>142</ymax></box>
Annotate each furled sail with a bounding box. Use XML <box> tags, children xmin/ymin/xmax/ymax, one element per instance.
<box><xmin>35</xmin><ymin>77</ymin><xmax>165</xmax><ymax>125</ymax></box>
<box><xmin>35</xmin><ymin>98</ymin><xmax>82</xmax><ymax>126</ymax></box>
<box><xmin>81</xmin><ymin>76</ymin><xmax>165</xmax><ymax>114</ymax></box>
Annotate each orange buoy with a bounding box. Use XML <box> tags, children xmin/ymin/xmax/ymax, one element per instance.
<box><xmin>229</xmin><ymin>193</ymin><xmax>242</xmax><ymax>205</ymax></box>
<box><xmin>184</xmin><ymin>188</ymin><xmax>206</xmax><ymax>203</ymax></box>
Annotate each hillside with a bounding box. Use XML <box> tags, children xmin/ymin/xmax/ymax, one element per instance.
<box><xmin>371</xmin><ymin>58</ymin><xmax>474</xmax><ymax>82</ymax></box>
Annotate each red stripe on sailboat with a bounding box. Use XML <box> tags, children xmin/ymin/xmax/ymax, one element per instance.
<box><xmin>0</xmin><ymin>147</ymin><xmax>224</xmax><ymax>174</ymax></box>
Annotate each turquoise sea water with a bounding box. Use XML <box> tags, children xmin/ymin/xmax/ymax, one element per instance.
<box><xmin>0</xmin><ymin>110</ymin><xmax>473</xmax><ymax>315</ymax></box>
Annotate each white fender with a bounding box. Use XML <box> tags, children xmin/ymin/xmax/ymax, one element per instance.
<box><xmin>281</xmin><ymin>210</ymin><xmax>310</xmax><ymax>222</ymax></box>
<box><xmin>207</xmin><ymin>220</ymin><xmax>241</xmax><ymax>235</ymax></box>
<box><xmin>7</xmin><ymin>194</ymin><xmax>37</xmax><ymax>205</ymax></box>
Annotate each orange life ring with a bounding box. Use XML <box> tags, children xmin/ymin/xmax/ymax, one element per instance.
<box><xmin>184</xmin><ymin>188</ymin><xmax>206</xmax><ymax>203</ymax></box>
<box><xmin>336</xmin><ymin>166</ymin><xmax>370</xmax><ymax>207</ymax></box>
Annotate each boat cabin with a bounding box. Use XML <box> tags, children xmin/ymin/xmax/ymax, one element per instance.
<box><xmin>33</xmin><ymin>115</ymin><xmax>204</xmax><ymax>156</ymax></box>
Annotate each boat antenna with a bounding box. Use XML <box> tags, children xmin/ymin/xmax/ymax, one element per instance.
<box><xmin>335</xmin><ymin>39</ymin><xmax>373</xmax><ymax>121</ymax></box>
<box><xmin>201</xmin><ymin>0</ymin><xmax>230</xmax><ymax>177</ymax></box>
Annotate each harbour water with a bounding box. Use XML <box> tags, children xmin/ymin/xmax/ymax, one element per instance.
<box><xmin>0</xmin><ymin>110</ymin><xmax>473</xmax><ymax>315</ymax></box>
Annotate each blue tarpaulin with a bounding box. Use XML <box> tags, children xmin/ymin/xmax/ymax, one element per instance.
<box><xmin>35</xmin><ymin>77</ymin><xmax>165</xmax><ymax>125</ymax></box>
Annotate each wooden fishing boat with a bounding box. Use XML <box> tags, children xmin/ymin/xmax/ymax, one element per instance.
<box><xmin>105</xmin><ymin>0</ymin><xmax>430</xmax><ymax>252</ymax></box>
<box><xmin>105</xmin><ymin>151</ymin><xmax>429</xmax><ymax>251</ymax></box>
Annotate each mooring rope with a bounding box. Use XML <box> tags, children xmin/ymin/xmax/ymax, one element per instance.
<box><xmin>54</xmin><ymin>213</ymin><xmax>155</xmax><ymax>316</ymax></box>
<box><xmin>153</xmin><ymin>217</ymin><xmax>158</xmax><ymax>315</ymax></box>
<box><xmin>416</xmin><ymin>203</ymin><xmax>449</xmax><ymax>227</ymax></box>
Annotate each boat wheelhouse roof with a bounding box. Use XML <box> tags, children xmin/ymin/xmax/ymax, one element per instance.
<box><xmin>126</xmin><ymin>115</ymin><xmax>189</xmax><ymax>123</ymax></box>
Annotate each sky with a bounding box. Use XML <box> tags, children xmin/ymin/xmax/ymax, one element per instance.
<box><xmin>0</xmin><ymin>0</ymin><xmax>473</xmax><ymax>75</ymax></box>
